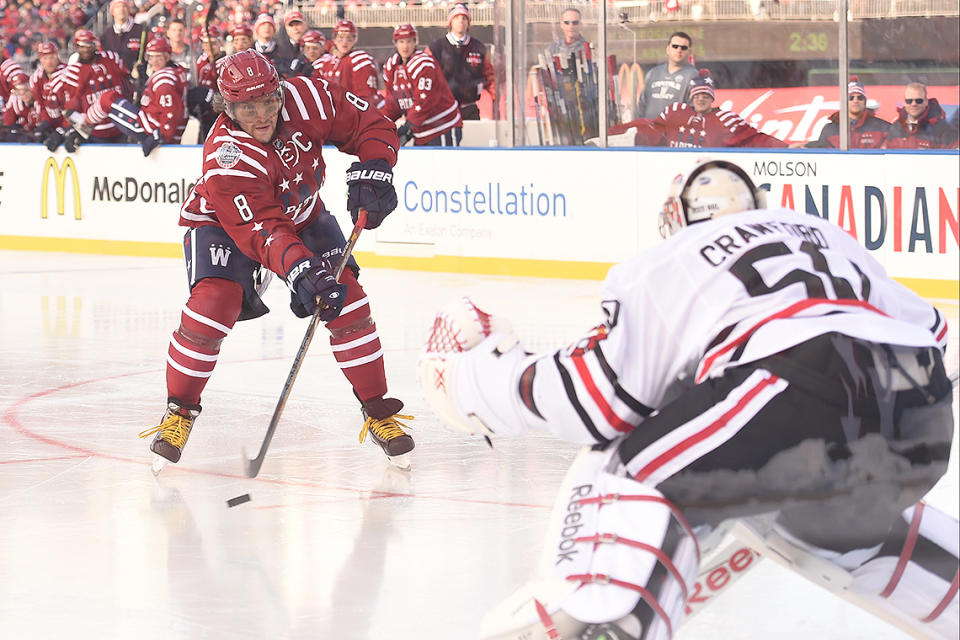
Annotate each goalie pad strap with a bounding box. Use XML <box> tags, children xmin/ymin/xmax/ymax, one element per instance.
<box><xmin>880</xmin><ymin>501</ymin><xmax>925</xmax><ymax>598</ymax></box>
<box><xmin>565</xmin><ymin>573</ymin><xmax>674</xmax><ymax>638</ymax></box>
<box><xmin>578</xmin><ymin>494</ymin><xmax>700</xmax><ymax>560</ymax></box>
<box><xmin>575</xmin><ymin>534</ymin><xmax>690</xmax><ymax>601</ymax></box>
<box><xmin>923</xmin><ymin>570</ymin><xmax>959</xmax><ymax>623</ymax></box>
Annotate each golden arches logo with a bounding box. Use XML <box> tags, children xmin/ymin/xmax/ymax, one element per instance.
<box><xmin>41</xmin><ymin>157</ymin><xmax>82</xmax><ymax>220</ymax></box>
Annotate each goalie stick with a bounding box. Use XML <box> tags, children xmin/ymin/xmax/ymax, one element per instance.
<box><xmin>243</xmin><ymin>210</ymin><xmax>367</xmax><ymax>478</ymax></box>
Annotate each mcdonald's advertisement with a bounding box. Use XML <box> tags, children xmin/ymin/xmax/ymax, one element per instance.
<box><xmin>0</xmin><ymin>143</ymin><xmax>956</xmax><ymax>296</ymax></box>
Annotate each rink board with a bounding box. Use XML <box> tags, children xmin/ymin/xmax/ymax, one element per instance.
<box><xmin>0</xmin><ymin>143</ymin><xmax>957</xmax><ymax>298</ymax></box>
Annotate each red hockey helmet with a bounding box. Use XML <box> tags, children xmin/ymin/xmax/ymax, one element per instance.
<box><xmin>301</xmin><ymin>30</ymin><xmax>325</xmax><ymax>45</ymax></box>
<box><xmin>146</xmin><ymin>37</ymin><xmax>172</xmax><ymax>54</ymax></box>
<box><xmin>333</xmin><ymin>19</ymin><xmax>357</xmax><ymax>36</ymax></box>
<box><xmin>393</xmin><ymin>23</ymin><xmax>417</xmax><ymax>41</ymax></box>
<box><xmin>73</xmin><ymin>29</ymin><xmax>99</xmax><ymax>48</ymax></box>
<box><xmin>35</xmin><ymin>41</ymin><xmax>59</xmax><ymax>56</ymax></box>
<box><xmin>218</xmin><ymin>49</ymin><xmax>283</xmax><ymax>123</ymax></box>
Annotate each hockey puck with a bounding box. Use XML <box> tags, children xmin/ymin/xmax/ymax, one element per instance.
<box><xmin>227</xmin><ymin>493</ymin><xmax>251</xmax><ymax>508</ymax></box>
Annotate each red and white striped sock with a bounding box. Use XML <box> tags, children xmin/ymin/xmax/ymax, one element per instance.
<box><xmin>325</xmin><ymin>269</ymin><xmax>387</xmax><ymax>402</ymax></box>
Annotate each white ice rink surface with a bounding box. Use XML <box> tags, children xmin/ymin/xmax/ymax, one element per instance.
<box><xmin>1</xmin><ymin>250</ymin><xmax>957</xmax><ymax>640</ymax></box>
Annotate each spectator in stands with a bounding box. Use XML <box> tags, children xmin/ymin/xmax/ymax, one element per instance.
<box><xmin>428</xmin><ymin>3</ymin><xmax>495</xmax><ymax>121</ymax></box>
<box><xmin>610</xmin><ymin>69</ymin><xmax>785</xmax><ymax>148</ymax></box>
<box><xmin>166</xmin><ymin>18</ymin><xmax>194</xmax><ymax>76</ymax></box>
<box><xmin>799</xmin><ymin>76</ymin><xmax>889</xmax><ymax>149</ymax></box>
<box><xmin>381</xmin><ymin>23</ymin><xmax>462</xmax><ymax>147</ymax></box>
<box><xmin>229</xmin><ymin>23</ymin><xmax>253</xmax><ymax>54</ymax></box>
<box><xmin>251</xmin><ymin>12</ymin><xmax>301</xmax><ymax>77</ymax></box>
<box><xmin>313</xmin><ymin>19</ymin><xmax>379</xmax><ymax>103</ymax></box>
<box><xmin>637</xmin><ymin>31</ymin><xmax>697</xmax><ymax>120</ymax></box>
<box><xmin>275</xmin><ymin>10</ymin><xmax>305</xmax><ymax>60</ymax></box>
<box><xmin>100</xmin><ymin>0</ymin><xmax>146</xmax><ymax>71</ymax></box>
<box><xmin>885</xmin><ymin>82</ymin><xmax>959</xmax><ymax>149</ymax></box>
<box><xmin>548</xmin><ymin>8</ymin><xmax>589</xmax><ymax>59</ymax></box>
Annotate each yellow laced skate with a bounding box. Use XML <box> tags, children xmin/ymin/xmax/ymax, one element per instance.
<box><xmin>138</xmin><ymin>399</ymin><xmax>201</xmax><ymax>463</ymax></box>
<box><xmin>358</xmin><ymin>397</ymin><xmax>414</xmax><ymax>469</ymax></box>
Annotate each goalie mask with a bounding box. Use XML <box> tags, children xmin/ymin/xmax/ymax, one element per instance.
<box><xmin>659</xmin><ymin>160</ymin><xmax>765</xmax><ymax>238</ymax></box>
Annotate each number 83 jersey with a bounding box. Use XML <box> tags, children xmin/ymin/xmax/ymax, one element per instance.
<box><xmin>180</xmin><ymin>75</ymin><xmax>398</xmax><ymax>278</ymax></box>
<box><xmin>595</xmin><ymin>207</ymin><xmax>948</xmax><ymax>411</ymax></box>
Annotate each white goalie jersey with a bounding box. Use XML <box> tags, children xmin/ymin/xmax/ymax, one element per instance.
<box><xmin>421</xmin><ymin>209</ymin><xmax>947</xmax><ymax>444</ymax></box>
<box><xmin>500</xmin><ymin>207</ymin><xmax>946</xmax><ymax>446</ymax></box>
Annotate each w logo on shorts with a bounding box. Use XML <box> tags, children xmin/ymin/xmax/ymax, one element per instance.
<box><xmin>210</xmin><ymin>244</ymin><xmax>232</xmax><ymax>267</ymax></box>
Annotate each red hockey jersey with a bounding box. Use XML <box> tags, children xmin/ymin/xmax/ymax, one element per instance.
<box><xmin>30</xmin><ymin>63</ymin><xmax>67</xmax><ymax>126</ymax></box>
<box><xmin>50</xmin><ymin>51</ymin><xmax>130</xmax><ymax>139</ymax></box>
<box><xmin>195</xmin><ymin>52</ymin><xmax>220</xmax><ymax>90</ymax></box>
<box><xmin>380</xmin><ymin>49</ymin><xmax>461</xmax><ymax>145</ymax></box>
<box><xmin>312</xmin><ymin>50</ymin><xmax>379</xmax><ymax>103</ymax></box>
<box><xmin>180</xmin><ymin>75</ymin><xmax>398</xmax><ymax>277</ymax></box>
<box><xmin>139</xmin><ymin>64</ymin><xmax>190</xmax><ymax>143</ymax></box>
<box><xmin>1</xmin><ymin>93</ymin><xmax>40</xmax><ymax>129</ymax></box>
<box><xmin>0</xmin><ymin>58</ymin><xmax>28</xmax><ymax>109</ymax></box>
<box><xmin>623</xmin><ymin>102</ymin><xmax>785</xmax><ymax>148</ymax></box>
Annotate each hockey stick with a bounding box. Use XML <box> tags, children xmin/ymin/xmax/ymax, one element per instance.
<box><xmin>243</xmin><ymin>209</ymin><xmax>368</xmax><ymax>478</ymax></box>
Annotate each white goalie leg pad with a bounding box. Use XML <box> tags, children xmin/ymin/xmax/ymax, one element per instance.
<box><xmin>849</xmin><ymin>503</ymin><xmax>959</xmax><ymax>639</ymax></box>
<box><xmin>480</xmin><ymin>446</ymin><xmax>700</xmax><ymax>640</ymax></box>
<box><xmin>418</xmin><ymin>297</ymin><xmax>544</xmax><ymax>438</ymax></box>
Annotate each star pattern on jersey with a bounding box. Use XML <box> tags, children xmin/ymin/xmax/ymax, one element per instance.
<box><xmin>311</xmin><ymin>158</ymin><xmax>319</xmax><ymax>169</ymax></box>
<box><xmin>294</xmin><ymin>172</ymin><xmax>303</xmax><ymax>184</ymax></box>
<box><xmin>280</xmin><ymin>178</ymin><xmax>290</xmax><ymax>191</ymax></box>
<box><xmin>264</xmin><ymin>235</ymin><xmax>274</xmax><ymax>247</ymax></box>
<box><xmin>252</xmin><ymin>222</ymin><xmax>264</xmax><ymax>232</ymax></box>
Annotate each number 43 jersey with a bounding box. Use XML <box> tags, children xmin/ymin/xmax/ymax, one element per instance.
<box><xmin>181</xmin><ymin>75</ymin><xmax>398</xmax><ymax>278</ymax></box>
<box><xmin>594</xmin><ymin>207</ymin><xmax>948</xmax><ymax>410</ymax></box>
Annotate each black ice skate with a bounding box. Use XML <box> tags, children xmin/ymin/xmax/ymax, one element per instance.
<box><xmin>139</xmin><ymin>398</ymin><xmax>201</xmax><ymax>464</ymax></box>
<box><xmin>358</xmin><ymin>397</ymin><xmax>414</xmax><ymax>470</ymax></box>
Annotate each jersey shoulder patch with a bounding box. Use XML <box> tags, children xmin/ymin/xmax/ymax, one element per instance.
<box><xmin>216</xmin><ymin>141</ymin><xmax>242</xmax><ymax>168</ymax></box>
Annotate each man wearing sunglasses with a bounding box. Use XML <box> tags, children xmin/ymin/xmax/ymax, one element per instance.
<box><xmin>801</xmin><ymin>76</ymin><xmax>889</xmax><ymax>149</ymax></box>
<box><xmin>548</xmin><ymin>8</ymin><xmax>589</xmax><ymax>58</ymax></box>
<box><xmin>886</xmin><ymin>82</ymin><xmax>959</xmax><ymax>149</ymax></box>
<box><xmin>637</xmin><ymin>32</ymin><xmax>698</xmax><ymax>119</ymax></box>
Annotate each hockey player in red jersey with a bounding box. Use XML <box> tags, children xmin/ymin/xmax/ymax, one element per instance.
<box><xmin>420</xmin><ymin>159</ymin><xmax>956</xmax><ymax>639</ymax></box>
<box><xmin>139</xmin><ymin>51</ymin><xmax>413</xmax><ymax>469</ymax></box>
<box><xmin>0</xmin><ymin>77</ymin><xmax>40</xmax><ymax>141</ymax></box>
<box><xmin>47</xmin><ymin>29</ymin><xmax>131</xmax><ymax>151</ymax></box>
<box><xmin>612</xmin><ymin>69</ymin><xmax>785</xmax><ymax>148</ymax></box>
<box><xmin>312</xmin><ymin>20</ymin><xmax>379</xmax><ymax>104</ymax></box>
<box><xmin>380</xmin><ymin>23</ymin><xmax>462</xmax><ymax>147</ymax></box>
<box><xmin>0</xmin><ymin>52</ymin><xmax>27</xmax><ymax>111</ymax></box>
<box><xmin>73</xmin><ymin>37</ymin><xmax>190</xmax><ymax>155</ymax></box>
<box><xmin>299</xmin><ymin>30</ymin><xmax>330</xmax><ymax>73</ymax></box>
<box><xmin>195</xmin><ymin>25</ymin><xmax>224</xmax><ymax>91</ymax></box>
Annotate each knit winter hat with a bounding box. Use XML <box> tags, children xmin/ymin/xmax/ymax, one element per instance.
<box><xmin>689</xmin><ymin>68</ymin><xmax>715</xmax><ymax>100</ymax></box>
<box><xmin>848</xmin><ymin>75</ymin><xmax>866</xmax><ymax>98</ymax></box>
<box><xmin>448</xmin><ymin>3</ymin><xmax>471</xmax><ymax>25</ymax></box>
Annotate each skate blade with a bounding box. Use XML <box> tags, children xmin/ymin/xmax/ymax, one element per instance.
<box><xmin>386</xmin><ymin>453</ymin><xmax>411</xmax><ymax>471</ymax></box>
<box><xmin>151</xmin><ymin>455</ymin><xmax>169</xmax><ymax>476</ymax></box>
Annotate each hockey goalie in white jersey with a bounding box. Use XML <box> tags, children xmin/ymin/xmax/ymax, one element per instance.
<box><xmin>419</xmin><ymin>159</ymin><xmax>957</xmax><ymax>639</ymax></box>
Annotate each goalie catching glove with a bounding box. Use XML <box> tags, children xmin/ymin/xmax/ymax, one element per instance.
<box><xmin>418</xmin><ymin>297</ymin><xmax>544</xmax><ymax>439</ymax></box>
<box><xmin>346</xmin><ymin>158</ymin><xmax>397</xmax><ymax>229</ymax></box>
<box><xmin>285</xmin><ymin>257</ymin><xmax>346</xmax><ymax>321</ymax></box>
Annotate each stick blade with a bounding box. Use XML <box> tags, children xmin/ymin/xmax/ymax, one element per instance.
<box><xmin>242</xmin><ymin>447</ymin><xmax>262</xmax><ymax>478</ymax></box>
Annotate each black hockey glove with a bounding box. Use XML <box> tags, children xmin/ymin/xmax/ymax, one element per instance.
<box><xmin>285</xmin><ymin>257</ymin><xmax>347</xmax><ymax>321</ymax></box>
<box><xmin>345</xmin><ymin>158</ymin><xmax>397</xmax><ymax>229</ymax></box>
<box><xmin>187</xmin><ymin>86</ymin><xmax>215</xmax><ymax>118</ymax></box>
<box><xmin>396</xmin><ymin>122</ymin><xmax>413</xmax><ymax>147</ymax></box>
<box><xmin>63</xmin><ymin>128</ymin><xmax>84</xmax><ymax>153</ymax></box>
<box><xmin>141</xmin><ymin>130</ymin><xmax>163</xmax><ymax>157</ymax></box>
<box><xmin>44</xmin><ymin>126</ymin><xmax>65</xmax><ymax>151</ymax></box>
<box><xmin>33</xmin><ymin>120</ymin><xmax>53</xmax><ymax>143</ymax></box>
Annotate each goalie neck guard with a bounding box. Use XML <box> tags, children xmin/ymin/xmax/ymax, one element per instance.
<box><xmin>659</xmin><ymin>159</ymin><xmax>765</xmax><ymax>239</ymax></box>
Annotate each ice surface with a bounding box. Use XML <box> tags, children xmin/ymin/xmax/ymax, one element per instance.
<box><xmin>0</xmin><ymin>250</ymin><xmax>956</xmax><ymax>639</ymax></box>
